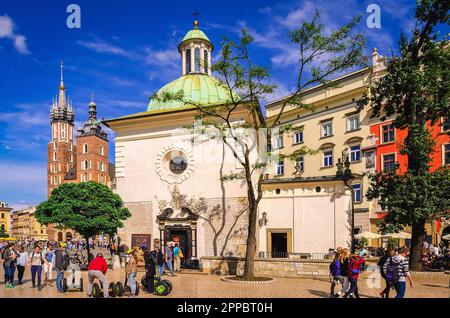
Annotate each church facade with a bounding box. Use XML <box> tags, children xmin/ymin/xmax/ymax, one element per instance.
<box><xmin>46</xmin><ymin>64</ymin><xmax>113</xmax><ymax>241</ymax></box>
<box><xmin>105</xmin><ymin>21</ymin><xmax>352</xmax><ymax>268</ymax></box>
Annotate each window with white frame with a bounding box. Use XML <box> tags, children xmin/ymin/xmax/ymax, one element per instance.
<box><xmin>61</xmin><ymin>124</ymin><xmax>65</xmax><ymax>138</ymax></box>
<box><xmin>444</xmin><ymin>144</ymin><xmax>450</xmax><ymax>165</ymax></box>
<box><xmin>382</xmin><ymin>124</ymin><xmax>395</xmax><ymax>143</ymax></box>
<box><xmin>321</xmin><ymin>121</ymin><xmax>333</xmax><ymax>138</ymax></box>
<box><xmin>83</xmin><ymin>160</ymin><xmax>89</xmax><ymax>170</ymax></box>
<box><xmin>347</xmin><ymin>115</ymin><xmax>360</xmax><ymax>131</ymax></box>
<box><xmin>53</xmin><ymin>152</ymin><xmax>57</xmax><ymax>161</ymax></box>
<box><xmin>352</xmin><ymin>183</ymin><xmax>362</xmax><ymax>203</ymax></box>
<box><xmin>276</xmin><ymin>160</ymin><xmax>284</xmax><ymax>176</ymax></box>
<box><xmin>83</xmin><ymin>144</ymin><xmax>88</xmax><ymax>154</ymax></box>
<box><xmin>323</xmin><ymin>150</ymin><xmax>333</xmax><ymax>167</ymax></box>
<box><xmin>293</xmin><ymin>130</ymin><xmax>304</xmax><ymax>144</ymax></box>
<box><xmin>100</xmin><ymin>145</ymin><xmax>104</xmax><ymax>156</ymax></box>
<box><xmin>54</xmin><ymin>141</ymin><xmax>57</xmax><ymax>149</ymax></box>
<box><xmin>350</xmin><ymin>145</ymin><xmax>361</xmax><ymax>162</ymax></box>
<box><xmin>272</xmin><ymin>134</ymin><xmax>284</xmax><ymax>149</ymax></box>
<box><xmin>295</xmin><ymin>156</ymin><xmax>304</xmax><ymax>172</ymax></box>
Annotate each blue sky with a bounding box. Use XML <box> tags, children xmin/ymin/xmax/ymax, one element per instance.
<box><xmin>0</xmin><ymin>0</ymin><xmax>439</xmax><ymax>209</ymax></box>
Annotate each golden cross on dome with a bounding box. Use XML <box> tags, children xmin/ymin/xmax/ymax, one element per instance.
<box><xmin>192</xmin><ymin>11</ymin><xmax>200</xmax><ymax>28</ymax></box>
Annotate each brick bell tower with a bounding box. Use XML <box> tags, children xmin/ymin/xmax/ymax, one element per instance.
<box><xmin>47</xmin><ymin>62</ymin><xmax>76</xmax><ymax>241</ymax></box>
<box><xmin>47</xmin><ymin>62</ymin><xmax>76</xmax><ymax>196</ymax></box>
<box><xmin>76</xmin><ymin>95</ymin><xmax>109</xmax><ymax>185</ymax></box>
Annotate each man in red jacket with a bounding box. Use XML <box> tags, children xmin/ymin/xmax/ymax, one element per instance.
<box><xmin>87</xmin><ymin>253</ymin><xmax>109</xmax><ymax>298</ymax></box>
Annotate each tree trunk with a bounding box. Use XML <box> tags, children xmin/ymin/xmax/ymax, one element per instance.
<box><xmin>242</xmin><ymin>202</ymin><xmax>258</xmax><ymax>279</ymax></box>
<box><xmin>86</xmin><ymin>237</ymin><xmax>92</xmax><ymax>263</ymax></box>
<box><xmin>409</xmin><ymin>219</ymin><xmax>426</xmax><ymax>271</ymax></box>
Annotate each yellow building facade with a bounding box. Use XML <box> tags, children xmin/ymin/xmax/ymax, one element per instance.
<box><xmin>0</xmin><ymin>202</ymin><xmax>12</xmax><ymax>236</ymax></box>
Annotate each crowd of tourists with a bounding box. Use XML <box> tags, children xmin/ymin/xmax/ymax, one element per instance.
<box><xmin>1</xmin><ymin>237</ymin><xmax>183</xmax><ymax>297</ymax></box>
<box><xmin>87</xmin><ymin>240</ymin><xmax>183</xmax><ymax>298</ymax></box>
<box><xmin>329</xmin><ymin>245</ymin><xmax>413</xmax><ymax>298</ymax></box>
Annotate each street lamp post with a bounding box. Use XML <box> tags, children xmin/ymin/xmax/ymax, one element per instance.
<box><xmin>336</xmin><ymin>154</ymin><xmax>356</xmax><ymax>253</ymax></box>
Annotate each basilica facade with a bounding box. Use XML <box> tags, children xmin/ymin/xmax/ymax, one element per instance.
<box><xmin>46</xmin><ymin>64</ymin><xmax>114</xmax><ymax>241</ymax></box>
<box><xmin>105</xmin><ymin>21</ymin><xmax>352</xmax><ymax>268</ymax></box>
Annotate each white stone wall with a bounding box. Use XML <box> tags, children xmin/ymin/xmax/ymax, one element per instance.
<box><xmin>259</xmin><ymin>182</ymin><xmax>352</xmax><ymax>254</ymax></box>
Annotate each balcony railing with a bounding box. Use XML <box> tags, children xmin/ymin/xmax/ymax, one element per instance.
<box><xmin>258</xmin><ymin>251</ymin><xmax>332</xmax><ymax>260</ymax></box>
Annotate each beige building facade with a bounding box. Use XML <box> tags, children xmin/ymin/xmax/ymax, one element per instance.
<box><xmin>264</xmin><ymin>50</ymin><xmax>387</xmax><ymax>245</ymax></box>
<box><xmin>12</xmin><ymin>207</ymin><xmax>48</xmax><ymax>241</ymax></box>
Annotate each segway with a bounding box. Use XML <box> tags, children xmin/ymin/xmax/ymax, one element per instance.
<box><xmin>141</xmin><ymin>274</ymin><xmax>172</xmax><ymax>296</ymax></box>
<box><xmin>91</xmin><ymin>280</ymin><xmax>117</xmax><ymax>298</ymax></box>
<box><xmin>115</xmin><ymin>275</ymin><xmax>140</xmax><ymax>297</ymax></box>
<box><xmin>62</xmin><ymin>261</ymin><xmax>84</xmax><ymax>292</ymax></box>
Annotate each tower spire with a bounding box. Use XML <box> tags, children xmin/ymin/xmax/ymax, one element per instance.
<box><xmin>88</xmin><ymin>93</ymin><xmax>97</xmax><ymax>121</ymax></box>
<box><xmin>58</xmin><ymin>61</ymin><xmax>67</xmax><ymax>109</ymax></box>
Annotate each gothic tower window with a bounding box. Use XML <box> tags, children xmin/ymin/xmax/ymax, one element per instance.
<box><xmin>53</xmin><ymin>152</ymin><xmax>57</xmax><ymax>161</ymax></box>
<box><xmin>54</xmin><ymin>141</ymin><xmax>57</xmax><ymax>149</ymax></box>
<box><xmin>83</xmin><ymin>160</ymin><xmax>89</xmax><ymax>170</ymax></box>
<box><xmin>185</xmin><ymin>49</ymin><xmax>191</xmax><ymax>74</ymax></box>
<box><xmin>100</xmin><ymin>145</ymin><xmax>104</xmax><ymax>156</ymax></box>
<box><xmin>83</xmin><ymin>144</ymin><xmax>88</xmax><ymax>154</ymax></box>
<box><xmin>62</xmin><ymin>124</ymin><xmax>65</xmax><ymax>138</ymax></box>
<box><xmin>194</xmin><ymin>47</ymin><xmax>200</xmax><ymax>72</ymax></box>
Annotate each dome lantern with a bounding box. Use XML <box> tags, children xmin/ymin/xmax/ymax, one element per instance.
<box><xmin>178</xmin><ymin>20</ymin><xmax>213</xmax><ymax>76</ymax></box>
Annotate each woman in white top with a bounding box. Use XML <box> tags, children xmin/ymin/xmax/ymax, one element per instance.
<box><xmin>16</xmin><ymin>245</ymin><xmax>28</xmax><ymax>285</ymax></box>
<box><xmin>25</xmin><ymin>246</ymin><xmax>48</xmax><ymax>291</ymax></box>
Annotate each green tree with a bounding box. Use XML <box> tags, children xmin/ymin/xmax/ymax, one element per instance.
<box><xmin>155</xmin><ymin>11</ymin><xmax>366</xmax><ymax>279</ymax></box>
<box><xmin>35</xmin><ymin>182</ymin><xmax>131</xmax><ymax>262</ymax></box>
<box><xmin>360</xmin><ymin>0</ymin><xmax>450</xmax><ymax>270</ymax></box>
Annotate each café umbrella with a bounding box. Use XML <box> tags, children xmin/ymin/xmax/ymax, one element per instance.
<box><xmin>382</xmin><ymin>232</ymin><xmax>411</xmax><ymax>239</ymax></box>
<box><xmin>354</xmin><ymin>232</ymin><xmax>382</xmax><ymax>239</ymax></box>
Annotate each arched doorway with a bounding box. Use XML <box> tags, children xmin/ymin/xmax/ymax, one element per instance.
<box><xmin>57</xmin><ymin>232</ymin><xmax>63</xmax><ymax>242</ymax></box>
<box><xmin>66</xmin><ymin>232</ymin><xmax>73</xmax><ymax>241</ymax></box>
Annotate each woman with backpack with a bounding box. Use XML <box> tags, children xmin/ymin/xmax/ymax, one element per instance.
<box><xmin>2</xmin><ymin>243</ymin><xmax>16</xmax><ymax>288</ymax></box>
<box><xmin>378</xmin><ymin>248</ymin><xmax>394</xmax><ymax>298</ymax></box>
<box><xmin>343</xmin><ymin>253</ymin><xmax>365</xmax><ymax>298</ymax></box>
<box><xmin>329</xmin><ymin>249</ymin><xmax>344</xmax><ymax>297</ymax></box>
<box><xmin>25</xmin><ymin>245</ymin><xmax>49</xmax><ymax>291</ymax></box>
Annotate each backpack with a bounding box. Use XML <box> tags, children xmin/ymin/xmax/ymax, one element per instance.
<box><xmin>385</xmin><ymin>257</ymin><xmax>400</xmax><ymax>283</ymax></box>
<box><xmin>31</xmin><ymin>252</ymin><xmax>45</xmax><ymax>265</ymax></box>
<box><xmin>330</xmin><ymin>259</ymin><xmax>341</xmax><ymax>276</ymax></box>
<box><xmin>349</xmin><ymin>260</ymin><xmax>360</xmax><ymax>276</ymax></box>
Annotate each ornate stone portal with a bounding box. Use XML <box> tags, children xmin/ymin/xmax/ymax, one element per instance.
<box><xmin>156</xmin><ymin>185</ymin><xmax>200</xmax><ymax>266</ymax></box>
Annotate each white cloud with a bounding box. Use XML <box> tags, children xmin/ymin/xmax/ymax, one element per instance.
<box><xmin>0</xmin><ymin>14</ymin><xmax>30</xmax><ymax>55</ymax></box>
<box><xmin>0</xmin><ymin>161</ymin><xmax>47</xmax><ymax>201</ymax></box>
<box><xmin>13</xmin><ymin>35</ymin><xmax>30</xmax><ymax>54</ymax></box>
<box><xmin>77</xmin><ymin>39</ymin><xmax>140</xmax><ymax>59</ymax></box>
<box><xmin>0</xmin><ymin>15</ymin><xmax>14</xmax><ymax>37</ymax></box>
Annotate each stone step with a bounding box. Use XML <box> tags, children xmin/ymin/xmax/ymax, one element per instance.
<box><xmin>174</xmin><ymin>269</ymin><xmax>208</xmax><ymax>275</ymax></box>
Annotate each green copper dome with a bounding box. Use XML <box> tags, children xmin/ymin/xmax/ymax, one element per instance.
<box><xmin>178</xmin><ymin>21</ymin><xmax>214</xmax><ymax>52</ymax></box>
<box><xmin>148</xmin><ymin>74</ymin><xmax>237</xmax><ymax>111</ymax></box>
